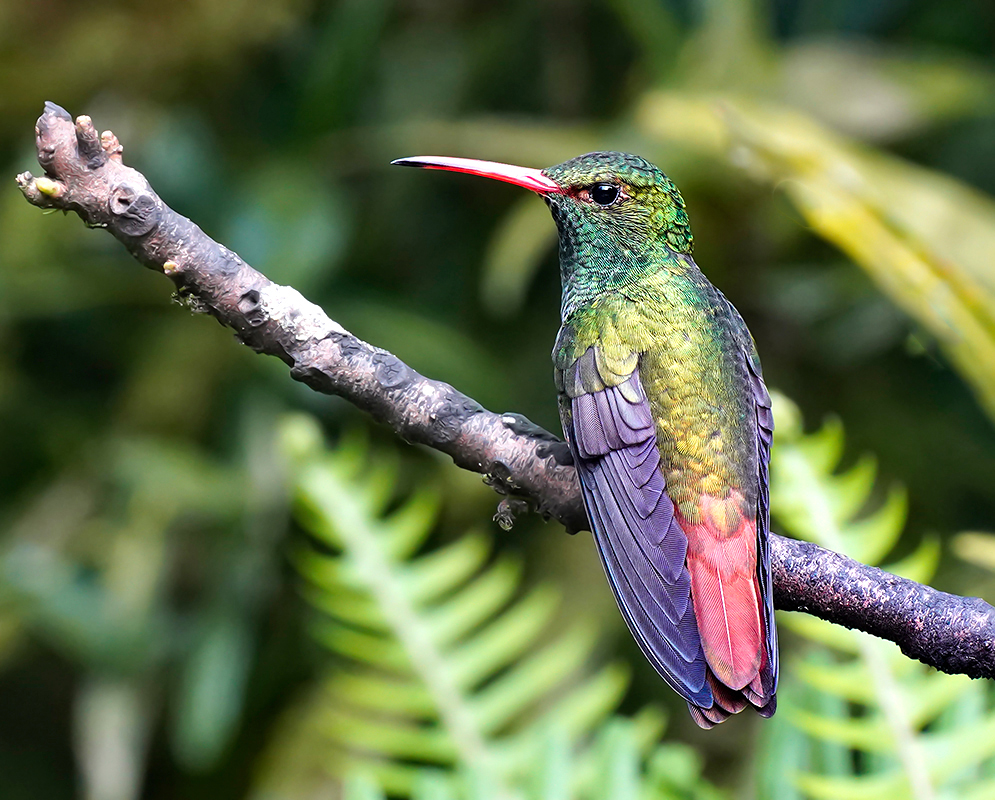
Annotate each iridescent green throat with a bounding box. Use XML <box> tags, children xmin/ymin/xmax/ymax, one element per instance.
<box><xmin>541</xmin><ymin>152</ymin><xmax>695</xmax><ymax>318</ymax></box>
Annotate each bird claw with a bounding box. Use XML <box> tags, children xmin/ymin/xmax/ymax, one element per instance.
<box><xmin>493</xmin><ymin>497</ymin><xmax>530</xmax><ymax>531</ymax></box>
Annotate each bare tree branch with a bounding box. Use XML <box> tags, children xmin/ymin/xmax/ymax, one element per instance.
<box><xmin>16</xmin><ymin>104</ymin><xmax>995</xmax><ymax>681</ymax></box>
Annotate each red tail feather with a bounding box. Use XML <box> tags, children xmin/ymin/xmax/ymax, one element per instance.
<box><xmin>680</xmin><ymin>493</ymin><xmax>764</xmax><ymax>691</ymax></box>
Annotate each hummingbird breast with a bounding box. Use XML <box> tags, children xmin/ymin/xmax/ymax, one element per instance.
<box><xmin>563</xmin><ymin>266</ymin><xmax>759</xmax><ymax>524</ymax></box>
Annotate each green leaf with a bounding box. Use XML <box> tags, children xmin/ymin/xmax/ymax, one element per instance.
<box><xmin>593</xmin><ymin>721</ymin><xmax>639</xmax><ymax>800</ymax></box>
<box><xmin>424</xmin><ymin>559</ymin><xmax>521</xmax><ymax>645</ymax></box>
<box><xmin>530</xmin><ymin>725</ymin><xmax>572</xmax><ymax>800</ymax></box>
<box><xmin>171</xmin><ymin>608</ymin><xmax>253</xmax><ymax>771</ymax></box>
<box><xmin>343</xmin><ymin>773</ymin><xmax>388</xmax><ymax>800</ymax></box>
<box><xmin>846</xmin><ymin>486</ymin><xmax>907</xmax><ymax>566</ymax></box>
<box><xmin>952</xmin><ymin>532</ymin><xmax>995</xmax><ymax>573</ymax></box>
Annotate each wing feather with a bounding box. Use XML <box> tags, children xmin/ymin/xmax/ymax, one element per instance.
<box><xmin>563</xmin><ymin>355</ymin><xmax>711</xmax><ymax>706</ymax></box>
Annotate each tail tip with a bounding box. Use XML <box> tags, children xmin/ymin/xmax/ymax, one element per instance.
<box><xmin>687</xmin><ymin>690</ymin><xmax>777</xmax><ymax>728</ymax></box>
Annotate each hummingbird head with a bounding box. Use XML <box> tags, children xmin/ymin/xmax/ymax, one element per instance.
<box><xmin>392</xmin><ymin>151</ymin><xmax>693</xmax><ymax>311</ymax></box>
<box><xmin>539</xmin><ymin>151</ymin><xmax>692</xmax><ymax>258</ymax></box>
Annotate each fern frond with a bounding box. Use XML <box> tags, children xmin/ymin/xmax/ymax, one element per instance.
<box><xmin>763</xmin><ymin>394</ymin><xmax>995</xmax><ymax>800</ymax></box>
<box><xmin>254</xmin><ymin>416</ymin><xmax>720</xmax><ymax>800</ymax></box>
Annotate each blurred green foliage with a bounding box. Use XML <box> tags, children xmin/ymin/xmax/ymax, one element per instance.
<box><xmin>255</xmin><ymin>418</ymin><xmax>720</xmax><ymax>800</ymax></box>
<box><xmin>761</xmin><ymin>395</ymin><xmax>995</xmax><ymax>800</ymax></box>
<box><xmin>2</xmin><ymin>0</ymin><xmax>995</xmax><ymax>798</ymax></box>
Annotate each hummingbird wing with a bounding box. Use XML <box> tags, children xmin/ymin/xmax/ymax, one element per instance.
<box><xmin>556</xmin><ymin>342</ymin><xmax>711</xmax><ymax>708</ymax></box>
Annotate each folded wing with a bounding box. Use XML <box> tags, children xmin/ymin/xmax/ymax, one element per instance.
<box><xmin>559</xmin><ymin>346</ymin><xmax>711</xmax><ymax>708</ymax></box>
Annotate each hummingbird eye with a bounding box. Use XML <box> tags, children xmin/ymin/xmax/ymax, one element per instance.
<box><xmin>590</xmin><ymin>183</ymin><xmax>620</xmax><ymax>206</ymax></box>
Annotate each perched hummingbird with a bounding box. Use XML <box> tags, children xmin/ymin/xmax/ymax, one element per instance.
<box><xmin>392</xmin><ymin>152</ymin><xmax>777</xmax><ymax>726</ymax></box>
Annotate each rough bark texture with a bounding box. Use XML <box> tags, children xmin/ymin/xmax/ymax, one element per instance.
<box><xmin>16</xmin><ymin>104</ymin><xmax>995</xmax><ymax>680</ymax></box>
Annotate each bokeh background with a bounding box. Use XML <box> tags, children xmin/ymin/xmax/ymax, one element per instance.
<box><xmin>2</xmin><ymin>1</ymin><xmax>995</xmax><ymax>798</ymax></box>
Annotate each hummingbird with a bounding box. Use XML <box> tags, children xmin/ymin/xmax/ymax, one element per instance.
<box><xmin>392</xmin><ymin>152</ymin><xmax>777</xmax><ymax>726</ymax></box>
